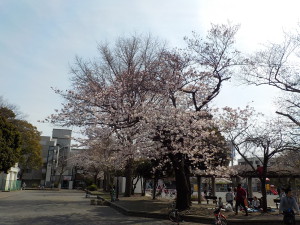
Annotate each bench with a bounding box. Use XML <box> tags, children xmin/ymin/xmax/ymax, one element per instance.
<box><xmin>274</xmin><ymin>198</ymin><xmax>280</xmax><ymax>209</ymax></box>
<box><xmin>204</xmin><ymin>196</ymin><xmax>217</xmax><ymax>204</ymax></box>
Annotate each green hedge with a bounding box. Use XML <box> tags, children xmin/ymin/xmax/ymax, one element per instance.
<box><xmin>87</xmin><ymin>184</ymin><xmax>97</xmax><ymax>191</ymax></box>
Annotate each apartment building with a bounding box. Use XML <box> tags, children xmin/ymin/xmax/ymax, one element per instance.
<box><xmin>22</xmin><ymin>129</ymin><xmax>73</xmax><ymax>189</ymax></box>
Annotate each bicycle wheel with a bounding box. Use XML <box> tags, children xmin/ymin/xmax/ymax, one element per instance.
<box><xmin>169</xmin><ymin>210</ymin><xmax>179</xmax><ymax>223</ymax></box>
<box><xmin>220</xmin><ymin>217</ymin><xmax>227</xmax><ymax>225</ymax></box>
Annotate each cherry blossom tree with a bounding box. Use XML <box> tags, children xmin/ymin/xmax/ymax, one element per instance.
<box><xmin>48</xmin><ymin>34</ymin><xmax>166</xmax><ymax>196</ymax></box>
<box><xmin>143</xmin><ymin>108</ymin><xmax>231</xmax><ymax>209</ymax></box>
<box><xmin>69</xmin><ymin>127</ymin><xmax>121</xmax><ymax>190</ymax></box>
<box><xmin>49</xmin><ymin>24</ymin><xmax>243</xmax><ymax>210</ymax></box>
<box><xmin>133</xmin><ymin>24</ymin><xmax>243</xmax><ymax>210</ymax></box>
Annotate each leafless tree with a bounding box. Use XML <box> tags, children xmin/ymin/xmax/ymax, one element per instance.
<box><xmin>241</xmin><ymin>31</ymin><xmax>300</xmax><ymax>129</ymax></box>
<box><xmin>218</xmin><ymin>108</ymin><xmax>299</xmax><ymax>212</ymax></box>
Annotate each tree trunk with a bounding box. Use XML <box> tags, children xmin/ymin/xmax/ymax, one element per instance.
<box><xmin>103</xmin><ymin>171</ymin><xmax>110</xmax><ymax>192</ymax></box>
<box><xmin>260</xmin><ymin>177</ymin><xmax>267</xmax><ymax>212</ymax></box>
<box><xmin>152</xmin><ymin>177</ymin><xmax>158</xmax><ymax>200</ymax></box>
<box><xmin>131</xmin><ymin>176</ymin><xmax>139</xmax><ymax>195</ymax></box>
<box><xmin>103</xmin><ymin>173</ymin><xmax>107</xmax><ymax>191</ymax></box>
<box><xmin>124</xmin><ymin>158</ymin><xmax>133</xmax><ymax>197</ymax></box>
<box><xmin>58</xmin><ymin>172</ymin><xmax>63</xmax><ymax>189</ymax></box>
<box><xmin>94</xmin><ymin>174</ymin><xmax>98</xmax><ymax>186</ymax></box>
<box><xmin>197</xmin><ymin>175</ymin><xmax>202</xmax><ymax>204</ymax></box>
<box><xmin>172</xmin><ymin>154</ymin><xmax>190</xmax><ymax>211</ymax></box>
<box><xmin>260</xmin><ymin>161</ymin><xmax>268</xmax><ymax>212</ymax></box>
<box><xmin>141</xmin><ymin>178</ymin><xmax>147</xmax><ymax>196</ymax></box>
<box><xmin>184</xmin><ymin>163</ymin><xmax>192</xmax><ymax>205</ymax></box>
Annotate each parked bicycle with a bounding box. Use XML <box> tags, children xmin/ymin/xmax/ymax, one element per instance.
<box><xmin>168</xmin><ymin>203</ymin><xmax>194</xmax><ymax>224</ymax></box>
<box><xmin>163</xmin><ymin>189</ymin><xmax>176</xmax><ymax>199</ymax></box>
<box><xmin>213</xmin><ymin>207</ymin><xmax>227</xmax><ymax>225</ymax></box>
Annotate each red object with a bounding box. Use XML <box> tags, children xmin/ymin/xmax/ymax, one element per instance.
<box><xmin>270</xmin><ymin>189</ymin><xmax>278</xmax><ymax>195</ymax></box>
<box><xmin>236</xmin><ymin>187</ymin><xmax>247</xmax><ymax>202</ymax></box>
<box><xmin>257</xmin><ymin>166</ymin><xmax>263</xmax><ymax>176</ymax></box>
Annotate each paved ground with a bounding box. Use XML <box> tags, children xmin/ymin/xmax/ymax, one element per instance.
<box><xmin>0</xmin><ymin>190</ymin><xmax>204</xmax><ymax>225</ymax></box>
<box><xmin>1</xmin><ymin>190</ymin><xmax>298</xmax><ymax>225</ymax></box>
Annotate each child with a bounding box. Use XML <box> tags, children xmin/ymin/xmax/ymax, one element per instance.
<box><xmin>218</xmin><ymin>197</ymin><xmax>224</xmax><ymax>208</ymax></box>
<box><xmin>251</xmin><ymin>196</ymin><xmax>261</xmax><ymax>210</ymax></box>
<box><xmin>225</xmin><ymin>187</ymin><xmax>234</xmax><ymax>207</ymax></box>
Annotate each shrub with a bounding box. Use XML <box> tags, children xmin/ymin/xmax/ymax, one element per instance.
<box><xmin>87</xmin><ymin>184</ymin><xmax>97</xmax><ymax>191</ymax></box>
<box><xmin>85</xmin><ymin>178</ymin><xmax>94</xmax><ymax>186</ymax></box>
<box><xmin>32</xmin><ymin>183</ymin><xmax>39</xmax><ymax>188</ymax></box>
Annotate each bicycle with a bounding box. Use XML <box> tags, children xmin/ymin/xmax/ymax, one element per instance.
<box><xmin>213</xmin><ymin>207</ymin><xmax>227</xmax><ymax>225</ymax></box>
<box><xmin>165</xmin><ymin>189</ymin><xmax>176</xmax><ymax>199</ymax></box>
<box><xmin>168</xmin><ymin>204</ymin><xmax>194</xmax><ymax>224</ymax></box>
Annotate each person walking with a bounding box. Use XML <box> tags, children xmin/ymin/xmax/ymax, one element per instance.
<box><xmin>279</xmin><ymin>188</ymin><xmax>299</xmax><ymax>225</ymax></box>
<box><xmin>22</xmin><ymin>182</ymin><xmax>26</xmax><ymax>190</ymax></box>
<box><xmin>225</xmin><ymin>187</ymin><xmax>234</xmax><ymax>208</ymax></box>
<box><xmin>110</xmin><ymin>185</ymin><xmax>116</xmax><ymax>202</ymax></box>
<box><xmin>235</xmin><ymin>183</ymin><xmax>248</xmax><ymax>216</ymax></box>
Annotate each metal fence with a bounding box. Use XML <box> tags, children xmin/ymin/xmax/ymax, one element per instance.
<box><xmin>0</xmin><ymin>179</ymin><xmax>21</xmax><ymax>191</ymax></box>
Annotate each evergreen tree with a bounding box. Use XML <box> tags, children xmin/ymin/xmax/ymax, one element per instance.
<box><xmin>0</xmin><ymin>107</ymin><xmax>21</xmax><ymax>172</ymax></box>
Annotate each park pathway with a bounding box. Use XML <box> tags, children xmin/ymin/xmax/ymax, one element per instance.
<box><xmin>0</xmin><ymin>190</ymin><xmax>204</xmax><ymax>225</ymax></box>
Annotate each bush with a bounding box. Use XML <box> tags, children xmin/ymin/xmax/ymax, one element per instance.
<box><xmin>31</xmin><ymin>183</ymin><xmax>39</xmax><ymax>188</ymax></box>
<box><xmin>87</xmin><ymin>184</ymin><xmax>97</xmax><ymax>191</ymax></box>
<box><xmin>85</xmin><ymin>178</ymin><xmax>94</xmax><ymax>186</ymax></box>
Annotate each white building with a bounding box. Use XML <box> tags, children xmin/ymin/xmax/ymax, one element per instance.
<box><xmin>23</xmin><ymin>128</ymin><xmax>73</xmax><ymax>189</ymax></box>
<box><xmin>0</xmin><ymin>163</ymin><xmax>21</xmax><ymax>191</ymax></box>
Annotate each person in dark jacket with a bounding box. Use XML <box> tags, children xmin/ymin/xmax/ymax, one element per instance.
<box><xmin>279</xmin><ymin>188</ymin><xmax>299</xmax><ymax>225</ymax></box>
<box><xmin>235</xmin><ymin>183</ymin><xmax>248</xmax><ymax>216</ymax></box>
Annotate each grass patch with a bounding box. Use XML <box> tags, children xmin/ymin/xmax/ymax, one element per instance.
<box><xmin>89</xmin><ymin>190</ymin><xmax>111</xmax><ymax>200</ymax></box>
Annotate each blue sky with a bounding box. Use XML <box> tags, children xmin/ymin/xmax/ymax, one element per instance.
<box><xmin>1</xmin><ymin>0</ymin><xmax>300</xmax><ymax>136</ymax></box>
